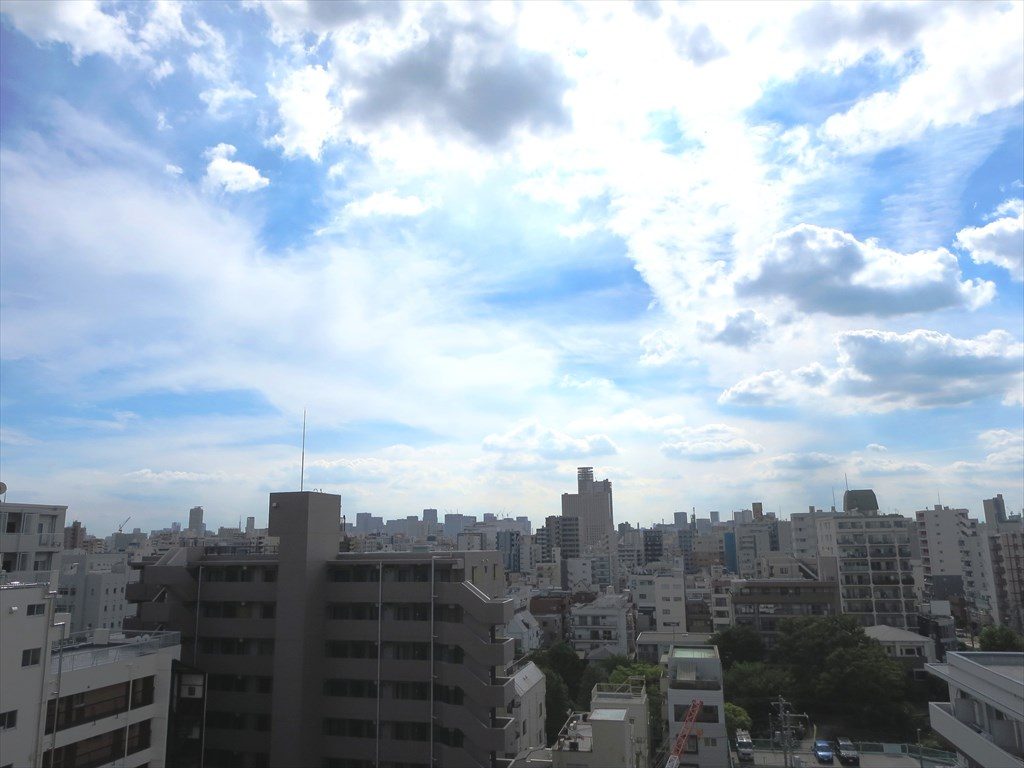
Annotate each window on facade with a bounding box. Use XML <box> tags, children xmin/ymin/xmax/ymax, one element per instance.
<box><xmin>21</xmin><ymin>648</ymin><xmax>41</xmax><ymax>667</ymax></box>
<box><xmin>27</xmin><ymin>603</ymin><xmax>45</xmax><ymax>616</ymax></box>
<box><xmin>0</xmin><ymin>710</ymin><xmax>16</xmax><ymax>729</ymax></box>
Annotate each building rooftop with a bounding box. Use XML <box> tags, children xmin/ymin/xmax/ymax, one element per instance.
<box><xmin>512</xmin><ymin>661</ymin><xmax>545</xmax><ymax>696</ymax></box>
<box><xmin>589</xmin><ymin>708</ymin><xmax>626</xmax><ymax>721</ymax></box>
<box><xmin>51</xmin><ymin>629</ymin><xmax>180</xmax><ymax>674</ymax></box>
<box><xmin>865</xmin><ymin>625</ymin><xmax>932</xmax><ymax>643</ymax></box>
<box><xmin>671</xmin><ymin>646</ymin><xmax>717</xmax><ymax>659</ymax></box>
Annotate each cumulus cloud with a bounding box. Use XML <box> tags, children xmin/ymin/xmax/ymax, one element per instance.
<box><xmin>818</xmin><ymin>3</ymin><xmax>1023</xmax><ymax>154</ymax></box>
<box><xmin>202</xmin><ymin>144</ymin><xmax>269</xmax><ymax>193</ymax></box>
<box><xmin>256</xmin><ymin>0</ymin><xmax>400</xmax><ymax>44</ymax></box>
<box><xmin>268</xmin><ymin>65</ymin><xmax>343</xmax><ymax>161</ymax></box>
<box><xmin>866</xmin><ymin>443</ymin><xmax>887</xmax><ymax>453</ymax></box>
<box><xmin>735</xmin><ymin>224</ymin><xmax>993</xmax><ymax>316</ymax></box>
<box><xmin>660</xmin><ymin>424</ymin><xmax>763</xmax><ymax>461</ymax></box>
<box><xmin>671</xmin><ymin>22</ymin><xmax>727</xmax><ymax>65</ymax></box>
<box><xmin>851</xmin><ymin>457</ymin><xmax>932</xmax><ymax>476</ymax></box>
<box><xmin>200</xmin><ymin>83</ymin><xmax>257</xmax><ymax>118</ymax></box>
<box><xmin>769</xmin><ymin>452</ymin><xmax>840</xmax><ymax>470</ymax></box>
<box><xmin>126</xmin><ymin>468</ymin><xmax>229</xmax><ymax>483</ymax></box>
<box><xmin>482</xmin><ymin>420</ymin><xmax>617</xmax><ymax>459</ymax></box>
<box><xmin>698</xmin><ymin>309</ymin><xmax>769</xmax><ymax>348</ymax></box>
<box><xmin>1</xmin><ymin>0</ymin><xmax>140</xmax><ymax>62</ymax></box>
<box><xmin>164</xmin><ymin>163</ymin><xmax>183</xmax><ymax>176</ymax></box>
<box><xmin>956</xmin><ymin>199</ymin><xmax>1024</xmax><ymax>281</ymax></box>
<box><xmin>339</xmin><ymin>12</ymin><xmax>572</xmax><ymax>146</ymax></box>
<box><xmin>344</xmin><ymin>191</ymin><xmax>432</xmax><ymax>219</ymax></box>
<box><xmin>721</xmin><ymin>329</ymin><xmax>1024</xmax><ymax>411</ymax></box>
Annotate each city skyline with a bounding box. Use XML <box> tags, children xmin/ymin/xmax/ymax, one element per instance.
<box><xmin>1</xmin><ymin>1</ymin><xmax>1022</xmax><ymax>534</ymax></box>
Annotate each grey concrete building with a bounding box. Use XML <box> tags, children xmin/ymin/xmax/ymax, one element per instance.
<box><xmin>55</xmin><ymin>551</ymin><xmax>136</xmax><ymax>632</ymax></box>
<box><xmin>128</xmin><ymin>491</ymin><xmax>519</xmax><ymax>768</ymax></box>
<box><xmin>560</xmin><ymin>468</ymin><xmax>614</xmax><ymax>557</ymax></box>
<box><xmin>1</xmin><ymin>500</ymin><xmax>67</xmax><ymax>585</ymax></box>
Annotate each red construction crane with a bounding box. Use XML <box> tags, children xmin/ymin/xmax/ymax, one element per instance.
<box><xmin>665</xmin><ymin>698</ymin><xmax>703</xmax><ymax>768</ymax></box>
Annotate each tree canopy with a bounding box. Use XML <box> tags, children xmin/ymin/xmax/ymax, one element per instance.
<box><xmin>708</xmin><ymin>625</ymin><xmax>765</xmax><ymax>670</ymax></box>
<box><xmin>724</xmin><ymin>703</ymin><xmax>752</xmax><ymax>737</ymax></box>
<box><xmin>979</xmin><ymin>625</ymin><xmax>1024</xmax><ymax>652</ymax></box>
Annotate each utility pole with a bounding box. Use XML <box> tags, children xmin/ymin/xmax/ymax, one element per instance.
<box><xmin>771</xmin><ymin>695</ymin><xmax>807</xmax><ymax>768</ymax></box>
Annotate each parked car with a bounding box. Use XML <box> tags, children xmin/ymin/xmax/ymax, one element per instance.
<box><xmin>813</xmin><ymin>740</ymin><xmax>834</xmax><ymax>764</ymax></box>
<box><xmin>735</xmin><ymin>729</ymin><xmax>754</xmax><ymax>763</ymax></box>
<box><xmin>834</xmin><ymin>737</ymin><xmax>860</xmax><ymax>766</ymax></box>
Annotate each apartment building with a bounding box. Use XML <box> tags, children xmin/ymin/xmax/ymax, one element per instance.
<box><xmin>590</xmin><ymin>679</ymin><xmax>649</xmax><ymax>768</ymax></box>
<box><xmin>730</xmin><ymin>579</ymin><xmax>841</xmax><ymax>648</ymax></box>
<box><xmin>56</xmin><ymin>551</ymin><xmax>136</xmax><ymax>633</ymax></box>
<box><xmin>915</xmin><ymin>506</ymin><xmax>971</xmax><ymax>602</ymax></box>
<box><xmin>128</xmin><ymin>491</ymin><xmax>519</xmax><ymax>768</ymax></box>
<box><xmin>818</xmin><ymin>496</ymin><xmax>918</xmax><ymax>630</ymax></box>
<box><xmin>1</xmin><ymin>501</ymin><xmax>67</xmax><ymax>584</ymax></box>
<box><xmin>990</xmin><ymin>527</ymin><xmax>1024</xmax><ymax>634</ymax></box>
<box><xmin>1</xmin><ymin>579</ymin><xmax>179</xmax><ymax>768</ymax></box>
<box><xmin>509</xmin><ymin>662</ymin><xmax>547</xmax><ymax>759</ymax></box>
<box><xmin>926</xmin><ymin>651</ymin><xmax>1023</xmax><ymax>768</ymax></box>
<box><xmin>663</xmin><ymin>643</ymin><xmax>729</xmax><ymax>768</ymax></box>
<box><xmin>569</xmin><ymin>592</ymin><xmax>632</xmax><ymax>659</ymax></box>
<box><xmin>550</xmin><ymin>709</ymin><xmax>642</xmax><ymax>768</ymax></box>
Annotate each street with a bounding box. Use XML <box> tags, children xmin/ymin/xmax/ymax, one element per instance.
<box><xmin>739</xmin><ymin>746</ymin><xmax>952</xmax><ymax>768</ymax></box>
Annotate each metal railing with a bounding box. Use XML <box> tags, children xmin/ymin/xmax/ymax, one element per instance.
<box><xmin>50</xmin><ymin>631</ymin><xmax>180</xmax><ymax>673</ymax></box>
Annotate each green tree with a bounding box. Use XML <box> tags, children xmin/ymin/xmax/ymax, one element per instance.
<box><xmin>536</xmin><ymin>664</ymin><xmax>573</xmax><ymax>745</ymax></box>
<box><xmin>724</xmin><ymin>703</ymin><xmax>752</xmax><ymax>738</ymax></box>
<box><xmin>576</xmin><ymin>663</ymin><xmax>611</xmax><ymax>709</ymax></box>
<box><xmin>978</xmin><ymin>625</ymin><xmax>1024</xmax><ymax>651</ymax></box>
<box><xmin>708</xmin><ymin>625</ymin><xmax>765</xmax><ymax>670</ymax></box>
<box><xmin>723</xmin><ymin>662</ymin><xmax>796</xmax><ymax>728</ymax></box>
<box><xmin>813</xmin><ymin>642</ymin><xmax>906</xmax><ymax>725</ymax></box>
<box><xmin>530</xmin><ymin>643</ymin><xmax>586</xmax><ymax>702</ymax></box>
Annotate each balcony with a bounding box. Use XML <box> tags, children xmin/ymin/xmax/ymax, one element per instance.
<box><xmin>929</xmin><ymin>702</ymin><xmax>1022</xmax><ymax>767</ymax></box>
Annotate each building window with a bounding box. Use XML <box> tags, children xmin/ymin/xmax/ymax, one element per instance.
<box><xmin>21</xmin><ymin>648</ymin><xmax>41</xmax><ymax>667</ymax></box>
<box><xmin>27</xmin><ymin>604</ymin><xmax>45</xmax><ymax>616</ymax></box>
<box><xmin>0</xmin><ymin>710</ymin><xmax>16</xmax><ymax>729</ymax></box>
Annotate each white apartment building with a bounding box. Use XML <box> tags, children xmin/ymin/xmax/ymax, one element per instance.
<box><xmin>590</xmin><ymin>679</ymin><xmax>649</xmax><ymax>768</ymax></box>
<box><xmin>663</xmin><ymin>643</ymin><xmax>729</xmax><ymax>768</ymax></box>
<box><xmin>56</xmin><ymin>552</ymin><xmax>137</xmax><ymax>633</ymax></box>
<box><xmin>654</xmin><ymin>575</ymin><xmax>687</xmax><ymax>631</ymax></box>
<box><xmin>508</xmin><ymin>661</ymin><xmax>547</xmax><ymax>761</ymax></box>
<box><xmin>1</xmin><ymin>579</ymin><xmax>180</xmax><ymax>768</ymax></box>
<box><xmin>569</xmin><ymin>592</ymin><xmax>632</xmax><ymax>659</ymax></box>
<box><xmin>565</xmin><ymin>557</ymin><xmax>597</xmax><ymax>593</ymax></box>
<box><xmin>1</xmin><ymin>501</ymin><xmax>67</xmax><ymax>585</ymax></box>
<box><xmin>551</xmin><ymin>709</ymin><xmax>641</xmax><ymax>768</ymax></box>
<box><xmin>926</xmin><ymin>651</ymin><xmax>1023</xmax><ymax>768</ymax></box>
<box><xmin>916</xmin><ymin>506</ymin><xmax>972</xmax><ymax>602</ymax></box>
<box><xmin>864</xmin><ymin>624</ymin><xmax>937</xmax><ymax>664</ymax></box>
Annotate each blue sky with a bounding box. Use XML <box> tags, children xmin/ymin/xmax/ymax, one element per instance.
<box><xmin>1</xmin><ymin>1</ymin><xmax>1022</xmax><ymax>535</ymax></box>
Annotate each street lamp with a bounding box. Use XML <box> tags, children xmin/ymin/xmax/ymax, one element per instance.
<box><xmin>916</xmin><ymin>728</ymin><xmax>924</xmax><ymax>768</ymax></box>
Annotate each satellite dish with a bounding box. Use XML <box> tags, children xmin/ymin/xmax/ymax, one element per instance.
<box><xmin>0</xmin><ymin>482</ymin><xmax>7</xmax><ymax>496</ymax></box>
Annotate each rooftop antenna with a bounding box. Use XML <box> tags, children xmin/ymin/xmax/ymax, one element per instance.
<box><xmin>844</xmin><ymin>473</ymin><xmax>849</xmax><ymax>491</ymax></box>
<box><xmin>300</xmin><ymin>408</ymin><xmax>307</xmax><ymax>492</ymax></box>
<box><xmin>831</xmin><ymin>487</ymin><xmax>836</xmax><ymax>508</ymax></box>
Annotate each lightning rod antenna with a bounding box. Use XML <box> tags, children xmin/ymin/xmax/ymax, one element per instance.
<box><xmin>300</xmin><ymin>409</ymin><xmax>307</xmax><ymax>492</ymax></box>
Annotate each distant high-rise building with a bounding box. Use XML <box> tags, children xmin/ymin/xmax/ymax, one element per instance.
<box><xmin>984</xmin><ymin>494</ymin><xmax>1007</xmax><ymax>527</ymax></box>
<box><xmin>188</xmin><ymin>505</ymin><xmax>204</xmax><ymax>532</ymax></box>
<box><xmin>915</xmin><ymin>506</ymin><xmax>971</xmax><ymax>602</ymax></box>
<box><xmin>422</xmin><ymin>508</ymin><xmax>438</xmax><ymax>524</ymax></box>
<box><xmin>710</xmin><ymin>510</ymin><xmax>720</xmax><ymax>525</ymax></box>
<box><xmin>64</xmin><ymin>520</ymin><xmax>86</xmax><ymax>550</ymax></box>
<box><xmin>843</xmin><ymin>489</ymin><xmax>879</xmax><ymax>514</ymax></box>
<box><xmin>246</xmin><ymin>516</ymin><xmax>256</xmax><ymax>534</ymax></box>
<box><xmin>752</xmin><ymin>502</ymin><xmax>763</xmax><ymax>520</ymax></box>
<box><xmin>673</xmin><ymin>511</ymin><xmax>688</xmax><ymax>529</ymax></box>
<box><xmin>561</xmin><ymin>467</ymin><xmax>615</xmax><ymax>555</ymax></box>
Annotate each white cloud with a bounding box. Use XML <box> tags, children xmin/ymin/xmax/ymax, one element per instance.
<box><xmin>1</xmin><ymin>0</ymin><xmax>140</xmax><ymax>62</ymax></box>
<box><xmin>200</xmin><ymin>84</ymin><xmax>257</xmax><ymax>118</ymax></box>
<box><xmin>126</xmin><ymin>468</ymin><xmax>230</xmax><ymax>483</ymax></box>
<box><xmin>866</xmin><ymin>443</ymin><xmax>887</xmax><ymax>453</ymax></box>
<box><xmin>268</xmin><ymin>65</ymin><xmax>343</xmax><ymax>161</ymax></box>
<box><xmin>343</xmin><ymin>191</ymin><xmax>432</xmax><ymax>219</ymax></box>
<box><xmin>698</xmin><ymin>309</ymin><xmax>769</xmax><ymax>348</ymax></box>
<box><xmin>819</xmin><ymin>3</ymin><xmax>1023</xmax><ymax>154</ymax></box>
<box><xmin>956</xmin><ymin>199</ymin><xmax>1024</xmax><ymax>281</ymax></box>
<box><xmin>851</xmin><ymin>457</ymin><xmax>932</xmax><ymax>476</ymax></box>
<box><xmin>150</xmin><ymin>60</ymin><xmax>174</xmax><ymax>81</ymax></box>
<box><xmin>735</xmin><ymin>224</ymin><xmax>994</xmax><ymax>316</ymax></box>
<box><xmin>202</xmin><ymin>144</ymin><xmax>269</xmax><ymax>193</ymax></box>
<box><xmin>164</xmin><ymin>163</ymin><xmax>183</xmax><ymax>176</ymax></box>
<box><xmin>483</xmin><ymin>420</ymin><xmax>617</xmax><ymax>459</ymax></box>
<box><xmin>721</xmin><ymin>329</ymin><xmax>1024</xmax><ymax>411</ymax></box>
<box><xmin>660</xmin><ymin>424</ymin><xmax>763</xmax><ymax>461</ymax></box>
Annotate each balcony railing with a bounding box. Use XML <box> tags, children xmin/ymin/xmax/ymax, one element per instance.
<box><xmin>51</xmin><ymin>630</ymin><xmax>180</xmax><ymax>673</ymax></box>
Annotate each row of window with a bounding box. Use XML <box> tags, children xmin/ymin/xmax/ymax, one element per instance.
<box><xmin>321</xmin><ymin>720</ymin><xmax>465</xmax><ymax>747</ymax></box>
<box><xmin>207</xmin><ymin>711</ymin><xmax>272</xmax><ymax>732</ymax></box>
<box><xmin>321</xmin><ymin>680</ymin><xmax>464</xmax><ymax>705</ymax></box>
<box><xmin>202</xmin><ymin>566</ymin><xmax>277</xmax><ymax>583</ymax></box>
<box><xmin>327</xmin><ymin>565</ymin><xmax>460</xmax><ymax>583</ymax></box>
<box><xmin>199</xmin><ymin>638</ymin><xmax>275</xmax><ymax>656</ymax></box>
<box><xmin>41</xmin><ymin>720</ymin><xmax>151</xmax><ymax>768</ymax></box>
<box><xmin>325</xmin><ymin>641</ymin><xmax>465</xmax><ymax>664</ymax></box>
<box><xmin>202</xmin><ymin>601</ymin><xmax>276</xmax><ymax>619</ymax></box>
<box><xmin>46</xmin><ymin>676</ymin><xmax>155</xmax><ymax>734</ymax></box>
<box><xmin>324</xmin><ymin>603</ymin><xmax>464</xmax><ymax>622</ymax></box>
<box><xmin>207</xmin><ymin>674</ymin><xmax>273</xmax><ymax>694</ymax></box>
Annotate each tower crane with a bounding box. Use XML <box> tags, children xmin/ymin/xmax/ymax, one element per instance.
<box><xmin>117</xmin><ymin>516</ymin><xmax>131</xmax><ymax>533</ymax></box>
<box><xmin>665</xmin><ymin>698</ymin><xmax>703</xmax><ymax>768</ymax></box>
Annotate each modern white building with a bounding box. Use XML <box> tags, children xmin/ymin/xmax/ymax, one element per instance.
<box><xmin>1</xmin><ymin>501</ymin><xmax>67</xmax><ymax>585</ymax></box>
<box><xmin>569</xmin><ymin>592</ymin><xmax>632</xmax><ymax>659</ymax></box>
<box><xmin>915</xmin><ymin>506</ymin><xmax>972</xmax><ymax>602</ymax></box>
<box><xmin>0</xmin><ymin>578</ymin><xmax>181</xmax><ymax>768</ymax></box>
<box><xmin>926</xmin><ymin>651</ymin><xmax>1023</xmax><ymax>768</ymax></box>
<box><xmin>663</xmin><ymin>643</ymin><xmax>729</xmax><ymax>768</ymax></box>
<box><xmin>653</xmin><ymin>574</ymin><xmax>686</xmax><ymax>631</ymax></box>
<box><xmin>864</xmin><ymin>624</ymin><xmax>937</xmax><ymax>663</ymax></box>
<box><xmin>551</xmin><ymin>708</ymin><xmax>641</xmax><ymax>768</ymax></box>
<box><xmin>508</xmin><ymin>661</ymin><xmax>547</xmax><ymax>761</ymax></box>
<box><xmin>56</xmin><ymin>552</ymin><xmax>136</xmax><ymax>633</ymax></box>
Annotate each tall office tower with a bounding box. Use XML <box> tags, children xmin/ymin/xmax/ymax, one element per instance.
<box><xmin>188</xmin><ymin>505</ymin><xmax>204</xmax><ymax>532</ymax></box>
<box><xmin>246</xmin><ymin>516</ymin><xmax>256</xmax><ymax>534</ymax></box>
<box><xmin>0</xmin><ymin>500</ymin><xmax>67</xmax><ymax>584</ymax></box>
<box><xmin>751</xmin><ymin>501</ymin><xmax>764</xmax><ymax>520</ymax></box>
<box><xmin>709</xmin><ymin>510</ymin><xmax>720</xmax><ymax>525</ymax></box>
<box><xmin>423</xmin><ymin>508</ymin><xmax>438</xmax><ymax>524</ymax></box>
<box><xmin>915</xmin><ymin>506</ymin><xmax>972</xmax><ymax>602</ymax></box>
<box><xmin>642</xmin><ymin>529</ymin><xmax>664</xmax><ymax>565</ymax></box>
<box><xmin>673</xmin><ymin>511</ymin><xmax>688</xmax><ymax>529</ymax></box>
<box><xmin>129</xmin><ymin>492</ymin><xmax>517</xmax><ymax>768</ymax></box>
<box><xmin>496</xmin><ymin>529</ymin><xmax>523</xmax><ymax>573</ymax></box>
<box><xmin>983</xmin><ymin>494</ymin><xmax>1007</xmax><ymax>527</ymax></box>
<box><xmin>64</xmin><ymin>520</ymin><xmax>86</xmax><ymax>550</ymax></box>
<box><xmin>561</xmin><ymin>467</ymin><xmax>615</xmax><ymax>554</ymax></box>
<box><xmin>734</xmin><ymin>509</ymin><xmax>753</xmax><ymax>525</ymax></box>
